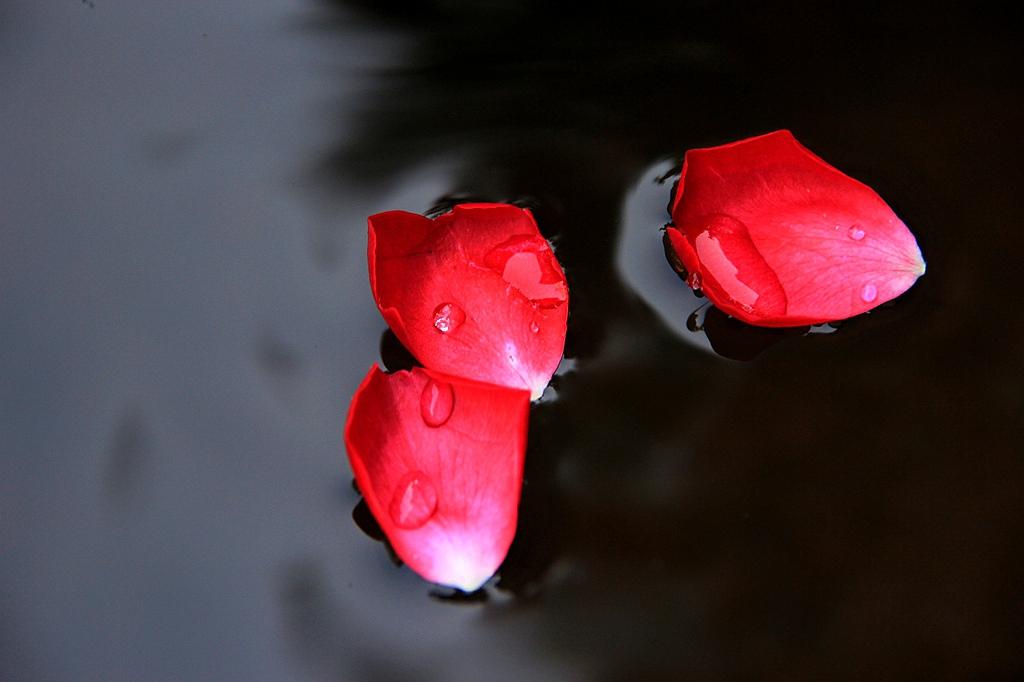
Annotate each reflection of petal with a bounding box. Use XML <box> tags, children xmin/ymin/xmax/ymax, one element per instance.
<box><xmin>616</xmin><ymin>159</ymin><xmax>718</xmax><ymax>357</ymax></box>
<box><xmin>369</xmin><ymin>204</ymin><xmax>568</xmax><ymax>399</ymax></box>
<box><xmin>345</xmin><ymin>366</ymin><xmax>530</xmax><ymax>591</ymax></box>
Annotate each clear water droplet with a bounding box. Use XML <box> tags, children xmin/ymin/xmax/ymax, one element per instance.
<box><xmin>860</xmin><ymin>283</ymin><xmax>878</xmax><ymax>303</ymax></box>
<box><xmin>686</xmin><ymin>308</ymin><xmax>704</xmax><ymax>332</ymax></box>
<box><xmin>848</xmin><ymin>225</ymin><xmax>866</xmax><ymax>241</ymax></box>
<box><xmin>420</xmin><ymin>379</ymin><xmax>455</xmax><ymax>427</ymax></box>
<box><xmin>686</xmin><ymin>271</ymin><xmax>702</xmax><ymax>290</ymax></box>
<box><xmin>529</xmin><ymin>320</ymin><xmax>540</xmax><ymax>334</ymax></box>
<box><xmin>432</xmin><ymin>302</ymin><xmax>465</xmax><ymax>334</ymax></box>
<box><xmin>388</xmin><ymin>471</ymin><xmax>437</xmax><ymax>530</ymax></box>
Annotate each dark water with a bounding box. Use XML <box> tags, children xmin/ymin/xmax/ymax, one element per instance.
<box><xmin>3</xmin><ymin>1</ymin><xmax>1023</xmax><ymax>679</ymax></box>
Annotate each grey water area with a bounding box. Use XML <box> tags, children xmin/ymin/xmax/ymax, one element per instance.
<box><xmin>2</xmin><ymin>1</ymin><xmax>1023</xmax><ymax>680</ymax></box>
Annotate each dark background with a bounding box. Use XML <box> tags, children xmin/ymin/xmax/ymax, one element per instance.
<box><xmin>2</xmin><ymin>1</ymin><xmax>1022</xmax><ymax>679</ymax></box>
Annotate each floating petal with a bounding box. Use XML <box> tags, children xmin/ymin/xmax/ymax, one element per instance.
<box><xmin>666</xmin><ymin>130</ymin><xmax>925</xmax><ymax>326</ymax></box>
<box><xmin>369</xmin><ymin>204</ymin><xmax>568</xmax><ymax>399</ymax></box>
<box><xmin>345</xmin><ymin>365</ymin><xmax>530</xmax><ymax>591</ymax></box>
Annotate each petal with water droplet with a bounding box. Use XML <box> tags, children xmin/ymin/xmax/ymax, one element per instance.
<box><xmin>369</xmin><ymin>204</ymin><xmax>568</xmax><ymax>398</ymax></box>
<box><xmin>666</xmin><ymin>130</ymin><xmax>925</xmax><ymax>326</ymax></box>
<box><xmin>345</xmin><ymin>365</ymin><xmax>530</xmax><ymax>591</ymax></box>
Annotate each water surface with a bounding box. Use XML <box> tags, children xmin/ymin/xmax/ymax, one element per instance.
<box><xmin>2</xmin><ymin>2</ymin><xmax>1022</xmax><ymax>679</ymax></box>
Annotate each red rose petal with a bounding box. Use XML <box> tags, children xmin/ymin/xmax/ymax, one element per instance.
<box><xmin>666</xmin><ymin>130</ymin><xmax>926</xmax><ymax>327</ymax></box>
<box><xmin>344</xmin><ymin>365</ymin><xmax>530</xmax><ymax>591</ymax></box>
<box><xmin>369</xmin><ymin>203</ymin><xmax>568</xmax><ymax>399</ymax></box>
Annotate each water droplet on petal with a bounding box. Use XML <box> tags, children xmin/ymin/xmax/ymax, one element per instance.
<box><xmin>529</xmin><ymin>320</ymin><xmax>540</xmax><ymax>334</ymax></box>
<box><xmin>420</xmin><ymin>379</ymin><xmax>455</xmax><ymax>427</ymax></box>
<box><xmin>860</xmin><ymin>283</ymin><xmax>878</xmax><ymax>303</ymax></box>
<box><xmin>432</xmin><ymin>302</ymin><xmax>465</xmax><ymax>334</ymax></box>
<box><xmin>388</xmin><ymin>471</ymin><xmax>438</xmax><ymax>529</ymax></box>
<box><xmin>686</xmin><ymin>271</ymin><xmax>702</xmax><ymax>290</ymax></box>
<box><xmin>848</xmin><ymin>225</ymin><xmax>866</xmax><ymax>241</ymax></box>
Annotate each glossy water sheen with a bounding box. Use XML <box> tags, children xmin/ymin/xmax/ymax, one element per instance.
<box><xmin>3</xmin><ymin>2</ymin><xmax>1021</xmax><ymax>680</ymax></box>
<box><xmin>485</xmin><ymin>235</ymin><xmax>568</xmax><ymax>307</ymax></box>
<box><xmin>691</xmin><ymin>214</ymin><xmax>788</xmax><ymax>317</ymax></box>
